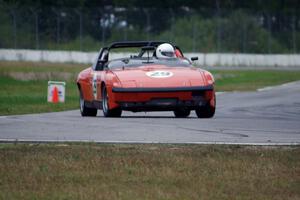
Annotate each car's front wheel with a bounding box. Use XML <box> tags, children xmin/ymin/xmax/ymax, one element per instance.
<box><xmin>174</xmin><ymin>108</ymin><xmax>191</xmax><ymax>118</ymax></box>
<box><xmin>195</xmin><ymin>96</ymin><xmax>216</xmax><ymax>118</ymax></box>
<box><xmin>80</xmin><ymin>90</ymin><xmax>97</xmax><ymax>117</ymax></box>
<box><xmin>102</xmin><ymin>86</ymin><xmax>122</xmax><ymax>117</ymax></box>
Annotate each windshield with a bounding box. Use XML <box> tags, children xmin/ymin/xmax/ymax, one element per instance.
<box><xmin>107</xmin><ymin>57</ymin><xmax>191</xmax><ymax>69</ymax></box>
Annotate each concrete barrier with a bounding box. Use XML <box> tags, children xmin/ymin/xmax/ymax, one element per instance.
<box><xmin>0</xmin><ymin>49</ymin><xmax>300</xmax><ymax>68</ymax></box>
<box><xmin>0</xmin><ymin>49</ymin><xmax>97</xmax><ymax>63</ymax></box>
<box><xmin>196</xmin><ymin>53</ymin><xmax>300</xmax><ymax>68</ymax></box>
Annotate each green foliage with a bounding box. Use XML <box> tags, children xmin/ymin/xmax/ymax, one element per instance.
<box><xmin>220</xmin><ymin>11</ymin><xmax>284</xmax><ymax>53</ymax></box>
<box><xmin>0</xmin><ymin>11</ymin><xmax>13</xmax><ymax>47</ymax></box>
<box><xmin>157</xmin><ymin>15</ymin><xmax>218</xmax><ymax>52</ymax></box>
<box><xmin>0</xmin><ymin>5</ymin><xmax>299</xmax><ymax>53</ymax></box>
<box><xmin>157</xmin><ymin>11</ymin><xmax>288</xmax><ymax>53</ymax></box>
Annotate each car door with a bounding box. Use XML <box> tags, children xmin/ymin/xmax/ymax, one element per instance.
<box><xmin>91</xmin><ymin>70</ymin><xmax>103</xmax><ymax>101</ymax></box>
<box><xmin>91</xmin><ymin>48</ymin><xmax>108</xmax><ymax>101</ymax></box>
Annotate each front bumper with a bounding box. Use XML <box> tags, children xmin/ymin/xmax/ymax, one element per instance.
<box><xmin>111</xmin><ymin>85</ymin><xmax>214</xmax><ymax>112</ymax></box>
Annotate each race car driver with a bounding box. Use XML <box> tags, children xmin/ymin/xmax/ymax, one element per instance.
<box><xmin>156</xmin><ymin>43</ymin><xmax>176</xmax><ymax>58</ymax></box>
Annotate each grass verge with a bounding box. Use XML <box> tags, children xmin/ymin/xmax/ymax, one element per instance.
<box><xmin>0</xmin><ymin>61</ymin><xmax>88</xmax><ymax>115</ymax></box>
<box><xmin>0</xmin><ymin>143</ymin><xmax>299</xmax><ymax>200</ymax></box>
<box><xmin>212</xmin><ymin>69</ymin><xmax>300</xmax><ymax>91</ymax></box>
<box><xmin>1</xmin><ymin>61</ymin><xmax>300</xmax><ymax>115</ymax></box>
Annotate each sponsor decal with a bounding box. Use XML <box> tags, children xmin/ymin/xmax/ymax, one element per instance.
<box><xmin>146</xmin><ymin>71</ymin><xmax>173</xmax><ymax>78</ymax></box>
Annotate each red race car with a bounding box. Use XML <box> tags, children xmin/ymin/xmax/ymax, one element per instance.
<box><xmin>77</xmin><ymin>41</ymin><xmax>216</xmax><ymax>118</ymax></box>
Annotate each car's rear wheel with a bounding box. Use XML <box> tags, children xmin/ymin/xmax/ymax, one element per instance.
<box><xmin>174</xmin><ymin>108</ymin><xmax>191</xmax><ymax>118</ymax></box>
<box><xmin>80</xmin><ymin>90</ymin><xmax>97</xmax><ymax>117</ymax></box>
<box><xmin>102</xmin><ymin>86</ymin><xmax>122</xmax><ymax>117</ymax></box>
<box><xmin>195</xmin><ymin>96</ymin><xmax>216</xmax><ymax>118</ymax></box>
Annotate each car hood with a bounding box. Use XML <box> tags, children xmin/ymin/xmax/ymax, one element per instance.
<box><xmin>112</xmin><ymin>65</ymin><xmax>208</xmax><ymax>88</ymax></box>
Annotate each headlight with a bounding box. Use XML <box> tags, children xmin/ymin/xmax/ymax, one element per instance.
<box><xmin>204</xmin><ymin>71</ymin><xmax>215</xmax><ymax>85</ymax></box>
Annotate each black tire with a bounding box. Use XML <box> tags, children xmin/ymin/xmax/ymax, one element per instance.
<box><xmin>79</xmin><ymin>90</ymin><xmax>97</xmax><ymax>117</ymax></box>
<box><xmin>174</xmin><ymin>109</ymin><xmax>191</xmax><ymax>118</ymax></box>
<box><xmin>195</xmin><ymin>95</ymin><xmax>216</xmax><ymax>118</ymax></box>
<box><xmin>102</xmin><ymin>86</ymin><xmax>122</xmax><ymax>117</ymax></box>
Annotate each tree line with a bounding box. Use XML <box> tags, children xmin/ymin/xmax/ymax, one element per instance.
<box><xmin>0</xmin><ymin>0</ymin><xmax>299</xmax><ymax>53</ymax></box>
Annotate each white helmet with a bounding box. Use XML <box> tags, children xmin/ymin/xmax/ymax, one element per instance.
<box><xmin>156</xmin><ymin>43</ymin><xmax>175</xmax><ymax>58</ymax></box>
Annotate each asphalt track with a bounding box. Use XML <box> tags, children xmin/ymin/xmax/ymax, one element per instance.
<box><xmin>1</xmin><ymin>81</ymin><xmax>300</xmax><ymax>145</ymax></box>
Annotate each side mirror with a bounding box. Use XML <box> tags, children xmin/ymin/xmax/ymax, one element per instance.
<box><xmin>191</xmin><ymin>57</ymin><xmax>198</xmax><ymax>61</ymax></box>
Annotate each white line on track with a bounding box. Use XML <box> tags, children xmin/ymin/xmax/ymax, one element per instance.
<box><xmin>0</xmin><ymin>139</ymin><xmax>299</xmax><ymax>146</ymax></box>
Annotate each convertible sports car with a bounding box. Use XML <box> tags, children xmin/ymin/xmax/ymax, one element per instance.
<box><xmin>76</xmin><ymin>41</ymin><xmax>216</xmax><ymax>118</ymax></box>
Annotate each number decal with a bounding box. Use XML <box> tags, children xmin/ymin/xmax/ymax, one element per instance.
<box><xmin>92</xmin><ymin>73</ymin><xmax>97</xmax><ymax>99</ymax></box>
<box><xmin>146</xmin><ymin>71</ymin><xmax>173</xmax><ymax>78</ymax></box>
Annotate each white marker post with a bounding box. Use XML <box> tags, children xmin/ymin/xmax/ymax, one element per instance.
<box><xmin>47</xmin><ymin>81</ymin><xmax>66</xmax><ymax>103</ymax></box>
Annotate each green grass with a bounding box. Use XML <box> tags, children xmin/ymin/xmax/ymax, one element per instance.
<box><xmin>212</xmin><ymin>70</ymin><xmax>300</xmax><ymax>91</ymax></box>
<box><xmin>1</xmin><ymin>61</ymin><xmax>300</xmax><ymax>115</ymax></box>
<box><xmin>0</xmin><ymin>144</ymin><xmax>299</xmax><ymax>200</ymax></box>
<box><xmin>0</xmin><ymin>77</ymin><xmax>78</xmax><ymax>114</ymax></box>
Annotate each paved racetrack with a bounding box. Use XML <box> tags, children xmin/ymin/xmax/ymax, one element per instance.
<box><xmin>1</xmin><ymin>81</ymin><xmax>300</xmax><ymax>145</ymax></box>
